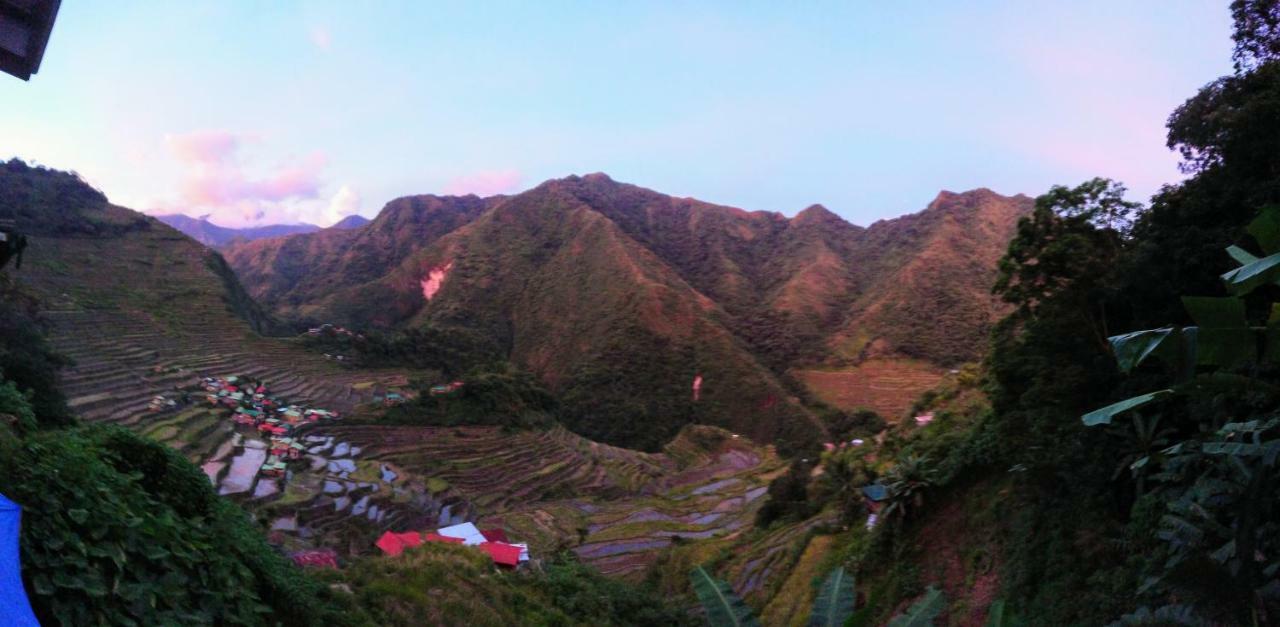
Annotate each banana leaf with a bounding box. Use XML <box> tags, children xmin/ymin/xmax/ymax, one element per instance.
<box><xmin>1109</xmin><ymin>328</ymin><xmax>1175</xmax><ymax>373</ymax></box>
<box><xmin>1227</xmin><ymin>245</ymin><xmax>1261</xmax><ymax>265</ymax></box>
<box><xmin>1181</xmin><ymin>296</ymin><xmax>1247</xmax><ymax>328</ymax></box>
<box><xmin>807</xmin><ymin>567</ymin><xmax>856</xmax><ymax>627</ymax></box>
<box><xmin>1195</xmin><ymin>328</ymin><xmax>1257</xmax><ymax>367</ymax></box>
<box><xmin>1221</xmin><ymin>251</ymin><xmax>1280</xmax><ymax>295</ymax></box>
<box><xmin>1247</xmin><ymin>205</ymin><xmax>1280</xmax><ymax>255</ymax></box>
<box><xmin>1082</xmin><ymin>390</ymin><xmax>1173</xmax><ymax>426</ymax></box>
<box><xmin>985</xmin><ymin>600</ymin><xmax>1023</xmax><ymax>627</ymax></box>
<box><xmin>888</xmin><ymin>586</ymin><xmax>945</xmax><ymax>627</ymax></box>
<box><xmin>1264</xmin><ymin>306</ymin><xmax>1280</xmax><ymax>363</ymax></box>
<box><xmin>689</xmin><ymin>565</ymin><xmax>759</xmax><ymax>627</ymax></box>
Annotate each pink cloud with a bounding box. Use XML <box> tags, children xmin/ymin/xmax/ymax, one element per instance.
<box><xmin>442</xmin><ymin>169</ymin><xmax>523</xmax><ymax>196</ymax></box>
<box><xmin>162</xmin><ymin>130</ymin><xmax>328</xmax><ymax>227</ymax></box>
<box><xmin>165</xmin><ymin>130</ymin><xmax>239</xmax><ymax>165</ymax></box>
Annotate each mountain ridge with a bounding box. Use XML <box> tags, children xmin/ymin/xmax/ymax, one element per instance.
<box><xmin>225</xmin><ymin>173</ymin><xmax>1031</xmax><ymax>449</ymax></box>
<box><xmin>154</xmin><ymin>213</ymin><xmax>321</xmax><ymax>248</ymax></box>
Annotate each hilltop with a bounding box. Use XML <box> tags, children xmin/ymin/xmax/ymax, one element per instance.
<box><xmin>153</xmin><ymin>213</ymin><xmax>322</xmax><ymax>248</ymax></box>
<box><xmin>153</xmin><ymin>213</ymin><xmax>371</xmax><ymax>249</ymax></box>
<box><xmin>226</xmin><ymin>174</ymin><xmax>1030</xmax><ymax>448</ymax></box>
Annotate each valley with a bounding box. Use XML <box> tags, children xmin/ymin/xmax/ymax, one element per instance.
<box><xmin>0</xmin><ymin>160</ymin><xmax>1032</xmax><ymax>625</ymax></box>
<box><xmin>13</xmin><ymin>179</ymin><xmax>792</xmax><ymax>583</ymax></box>
<box><xmin>1</xmin><ymin>4</ymin><xmax>1270</xmax><ymax>625</ymax></box>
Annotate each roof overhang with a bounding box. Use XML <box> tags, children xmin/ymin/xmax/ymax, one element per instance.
<box><xmin>0</xmin><ymin>0</ymin><xmax>60</xmax><ymax>81</ymax></box>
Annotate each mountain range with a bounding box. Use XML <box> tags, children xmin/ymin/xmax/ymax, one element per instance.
<box><xmin>154</xmin><ymin>213</ymin><xmax>370</xmax><ymax>248</ymax></box>
<box><xmin>225</xmin><ymin>174</ymin><xmax>1031</xmax><ymax>450</ymax></box>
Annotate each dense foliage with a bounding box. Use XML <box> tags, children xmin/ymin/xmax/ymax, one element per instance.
<box><xmin>0</xmin><ymin>158</ymin><xmax>147</xmax><ymax>237</ymax></box>
<box><xmin>848</xmin><ymin>7</ymin><xmax>1280</xmax><ymax>622</ymax></box>
<box><xmin>0</xmin><ymin>274</ymin><xmax>72</xmax><ymax>427</ymax></box>
<box><xmin>325</xmin><ymin>546</ymin><xmax>690</xmax><ymax>626</ymax></box>
<box><xmin>0</xmin><ymin>421</ymin><xmax>346</xmax><ymax>625</ymax></box>
<box><xmin>301</xmin><ymin>324</ymin><xmax>502</xmax><ymax>376</ymax></box>
<box><xmin>382</xmin><ymin>362</ymin><xmax>559</xmax><ymax>430</ymax></box>
<box><xmin>0</xmin><ymin>262</ymin><xmax>344</xmax><ymax>624</ymax></box>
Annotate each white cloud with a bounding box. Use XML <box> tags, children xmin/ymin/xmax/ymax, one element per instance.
<box><xmin>323</xmin><ymin>185</ymin><xmax>361</xmax><ymax>226</ymax></box>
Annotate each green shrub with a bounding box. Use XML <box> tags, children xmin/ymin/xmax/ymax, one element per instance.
<box><xmin>0</xmin><ymin>419</ymin><xmax>345</xmax><ymax>626</ymax></box>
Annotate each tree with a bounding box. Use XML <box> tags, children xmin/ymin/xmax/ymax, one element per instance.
<box><xmin>881</xmin><ymin>454</ymin><xmax>937</xmax><ymax>521</ymax></box>
<box><xmin>993</xmin><ymin>178</ymin><xmax>1136</xmax><ymax>329</ymax></box>
<box><xmin>1231</xmin><ymin>0</ymin><xmax>1280</xmax><ymax>73</ymax></box>
<box><xmin>986</xmin><ymin>180</ymin><xmax>1132</xmax><ymax>471</ymax></box>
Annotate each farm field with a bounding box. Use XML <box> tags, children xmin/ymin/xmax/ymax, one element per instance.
<box><xmin>793</xmin><ymin>358</ymin><xmax>945</xmax><ymax>421</ymax></box>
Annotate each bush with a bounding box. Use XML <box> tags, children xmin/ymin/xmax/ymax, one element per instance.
<box><xmin>0</xmin><ymin>274</ymin><xmax>73</xmax><ymax>427</ymax></box>
<box><xmin>328</xmin><ymin>546</ymin><xmax>690</xmax><ymax>626</ymax></box>
<box><xmin>0</xmin><ymin>418</ymin><xmax>345</xmax><ymax>626</ymax></box>
<box><xmin>382</xmin><ymin>362</ymin><xmax>558</xmax><ymax>430</ymax></box>
<box><xmin>300</xmin><ymin>324</ymin><xmax>502</xmax><ymax>375</ymax></box>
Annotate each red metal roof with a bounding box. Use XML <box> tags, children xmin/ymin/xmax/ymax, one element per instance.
<box><xmin>480</xmin><ymin>528</ymin><xmax>509</xmax><ymax>543</ymax></box>
<box><xmin>478</xmin><ymin>542</ymin><xmax>522</xmax><ymax>567</ymax></box>
<box><xmin>374</xmin><ymin>531</ymin><xmax>423</xmax><ymax>557</ymax></box>
<box><xmin>422</xmin><ymin>532</ymin><xmax>465</xmax><ymax>545</ymax></box>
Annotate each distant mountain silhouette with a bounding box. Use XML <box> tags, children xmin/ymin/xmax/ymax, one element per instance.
<box><xmin>329</xmin><ymin>214</ymin><xmax>371</xmax><ymax>230</ymax></box>
<box><xmin>154</xmin><ymin>214</ymin><xmax>321</xmax><ymax>248</ymax></box>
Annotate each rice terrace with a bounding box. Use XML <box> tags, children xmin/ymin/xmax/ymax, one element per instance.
<box><xmin>1</xmin><ymin>2</ymin><xmax>1277</xmax><ymax>626</ymax></box>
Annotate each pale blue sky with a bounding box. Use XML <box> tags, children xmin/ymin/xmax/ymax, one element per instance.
<box><xmin>0</xmin><ymin>2</ymin><xmax>1233</xmax><ymax>226</ymax></box>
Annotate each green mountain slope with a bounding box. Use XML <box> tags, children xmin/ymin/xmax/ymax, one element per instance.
<box><xmin>225</xmin><ymin>174</ymin><xmax>1029</xmax><ymax>449</ymax></box>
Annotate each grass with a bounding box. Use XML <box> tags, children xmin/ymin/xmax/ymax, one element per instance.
<box><xmin>271</xmin><ymin>478</ymin><xmax>320</xmax><ymax>508</ymax></box>
<box><xmin>760</xmin><ymin>534</ymin><xmax>836</xmax><ymax>626</ymax></box>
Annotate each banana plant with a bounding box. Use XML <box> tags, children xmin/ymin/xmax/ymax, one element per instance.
<box><xmin>887</xmin><ymin>586</ymin><xmax>945</xmax><ymax>627</ymax></box>
<box><xmin>806</xmin><ymin>567</ymin><xmax>856</xmax><ymax>627</ymax></box>
<box><xmin>689</xmin><ymin>565</ymin><xmax>759</xmax><ymax>627</ymax></box>
<box><xmin>1081</xmin><ymin>207</ymin><xmax>1280</xmax><ymax>429</ymax></box>
<box><xmin>1082</xmin><ymin>205</ymin><xmax>1280</xmax><ymax>618</ymax></box>
<box><xmin>882</xmin><ymin>454</ymin><xmax>937</xmax><ymax>521</ymax></box>
<box><xmin>984</xmin><ymin>600</ymin><xmax>1026</xmax><ymax>626</ymax></box>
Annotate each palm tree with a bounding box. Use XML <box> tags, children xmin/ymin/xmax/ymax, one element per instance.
<box><xmin>882</xmin><ymin>454</ymin><xmax>937</xmax><ymax>521</ymax></box>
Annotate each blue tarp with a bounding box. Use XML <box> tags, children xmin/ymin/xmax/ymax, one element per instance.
<box><xmin>0</xmin><ymin>493</ymin><xmax>38</xmax><ymax>626</ymax></box>
<box><xmin>861</xmin><ymin>483</ymin><xmax>889</xmax><ymax>502</ymax></box>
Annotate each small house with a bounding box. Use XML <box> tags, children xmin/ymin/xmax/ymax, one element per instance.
<box><xmin>436</xmin><ymin>522</ymin><xmax>486</xmax><ymax>546</ymax></box>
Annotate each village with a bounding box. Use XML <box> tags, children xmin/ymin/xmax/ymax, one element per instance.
<box><xmin>148</xmin><ymin>372</ymin><xmax>533</xmax><ymax>570</ymax></box>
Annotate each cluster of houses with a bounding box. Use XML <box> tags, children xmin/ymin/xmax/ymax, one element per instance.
<box><xmin>200</xmin><ymin>375</ymin><xmax>340</xmax><ymax>478</ymax></box>
<box><xmin>375</xmin><ymin>522</ymin><xmax>530</xmax><ymax>568</ymax></box>
<box><xmin>147</xmin><ymin>395</ymin><xmax>177</xmax><ymax>412</ymax></box>
<box><xmin>822</xmin><ymin>438</ymin><xmax>867</xmax><ymax>453</ymax></box>
<box><xmin>306</xmin><ymin>323</ymin><xmax>359</xmax><ymax>338</ymax></box>
<box><xmin>428</xmin><ymin>380</ymin><xmax>465</xmax><ymax>396</ymax></box>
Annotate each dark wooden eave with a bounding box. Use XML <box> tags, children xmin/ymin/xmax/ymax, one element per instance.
<box><xmin>0</xmin><ymin>0</ymin><xmax>60</xmax><ymax>81</ymax></box>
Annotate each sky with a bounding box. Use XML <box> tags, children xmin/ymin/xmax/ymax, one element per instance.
<box><xmin>1</xmin><ymin>2</ymin><xmax>1234</xmax><ymax>228</ymax></box>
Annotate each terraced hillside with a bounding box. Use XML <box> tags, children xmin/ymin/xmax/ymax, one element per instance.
<box><xmin>4</xmin><ymin>163</ymin><xmax>449</xmax><ymax>539</ymax></box>
<box><xmin>324</xmin><ymin>424</ymin><xmax>786</xmax><ymax>576</ymax></box>
<box><xmin>21</xmin><ymin>231</ymin><xmax>410</xmax><ymax>424</ymax></box>
<box><xmin>793</xmin><ymin>358</ymin><xmax>946</xmax><ymax>421</ymax></box>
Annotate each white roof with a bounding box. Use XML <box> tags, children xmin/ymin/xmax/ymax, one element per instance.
<box><xmin>437</xmin><ymin>522</ymin><xmax>485</xmax><ymax>546</ymax></box>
